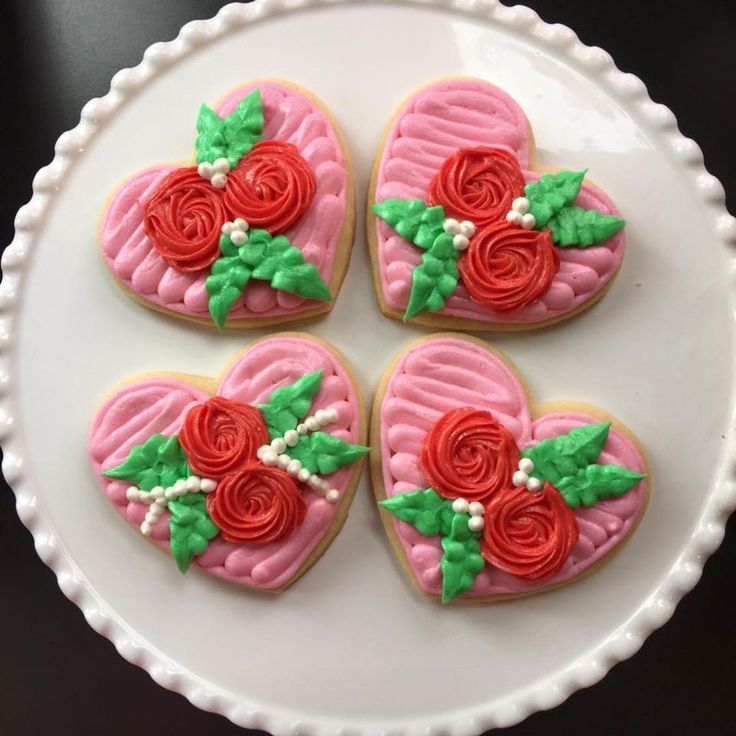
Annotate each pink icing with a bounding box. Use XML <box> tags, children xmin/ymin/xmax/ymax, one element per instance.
<box><xmin>88</xmin><ymin>337</ymin><xmax>362</xmax><ymax>589</ymax></box>
<box><xmin>100</xmin><ymin>82</ymin><xmax>349</xmax><ymax>320</ymax></box>
<box><xmin>379</xmin><ymin>337</ymin><xmax>647</xmax><ymax>597</ymax></box>
<box><xmin>374</xmin><ymin>79</ymin><xmax>626</xmax><ymax>324</ymax></box>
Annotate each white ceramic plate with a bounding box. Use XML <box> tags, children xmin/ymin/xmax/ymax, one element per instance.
<box><xmin>3</xmin><ymin>1</ymin><xmax>736</xmax><ymax>734</ymax></box>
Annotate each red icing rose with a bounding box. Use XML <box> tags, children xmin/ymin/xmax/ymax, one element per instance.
<box><xmin>206</xmin><ymin>465</ymin><xmax>307</xmax><ymax>544</ymax></box>
<box><xmin>420</xmin><ymin>407</ymin><xmax>520</xmax><ymax>504</ymax></box>
<box><xmin>428</xmin><ymin>147</ymin><xmax>525</xmax><ymax>227</ymax></box>
<box><xmin>459</xmin><ymin>221</ymin><xmax>559</xmax><ymax>312</ymax></box>
<box><xmin>481</xmin><ymin>483</ymin><xmax>578</xmax><ymax>580</ymax></box>
<box><xmin>143</xmin><ymin>166</ymin><xmax>227</xmax><ymax>272</ymax></box>
<box><xmin>179</xmin><ymin>396</ymin><xmax>268</xmax><ymax>480</ymax></box>
<box><xmin>224</xmin><ymin>140</ymin><xmax>316</xmax><ymax>233</ymax></box>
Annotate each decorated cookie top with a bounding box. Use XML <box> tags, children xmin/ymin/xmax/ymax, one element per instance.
<box><xmin>375</xmin><ymin>336</ymin><xmax>649</xmax><ymax>603</ymax></box>
<box><xmin>370</xmin><ymin>79</ymin><xmax>627</xmax><ymax>326</ymax></box>
<box><xmin>89</xmin><ymin>337</ymin><xmax>368</xmax><ymax>587</ymax></box>
<box><xmin>100</xmin><ymin>82</ymin><xmax>351</xmax><ymax>329</ymax></box>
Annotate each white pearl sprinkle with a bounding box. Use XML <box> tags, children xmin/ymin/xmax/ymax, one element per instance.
<box><xmin>325</xmin><ymin>408</ymin><xmax>339</xmax><ymax>424</ymax></box>
<box><xmin>287</xmin><ymin>459</ymin><xmax>302</xmax><ymax>475</ymax></box>
<box><xmin>315</xmin><ymin>409</ymin><xmax>331</xmax><ymax>426</ymax></box>
<box><xmin>326</xmin><ymin>489</ymin><xmax>340</xmax><ymax>504</ymax></box>
<box><xmin>197</xmin><ymin>162</ymin><xmax>214</xmax><ymax>180</ymax></box>
<box><xmin>518</xmin><ymin>457</ymin><xmax>534</xmax><ymax>474</ymax></box>
<box><xmin>468</xmin><ymin>516</ymin><xmax>485</xmax><ymax>532</ymax></box>
<box><xmin>261</xmin><ymin>450</ymin><xmax>277</xmax><ymax>466</ymax></box>
<box><xmin>233</xmin><ymin>218</ymin><xmax>249</xmax><ymax>231</ymax></box>
<box><xmin>256</xmin><ymin>445</ymin><xmax>271</xmax><ymax>460</ymax></box>
<box><xmin>126</xmin><ymin>486</ymin><xmax>139</xmax><ymax>501</ymax></box>
<box><xmin>526</xmin><ymin>477</ymin><xmax>543</xmax><ymax>492</ymax></box>
<box><xmin>221</xmin><ymin>222</ymin><xmax>234</xmax><ymax>236</ymax></box>
<box><xmin>284</xmin><ymin>429</ymin><xmax>299</xmax><ymax>447</ymax></box>
<box><xmin>211</xmin><ymin>172</ymin><xmax>227</xmax><ymax>189</ymax></box>
<box><xmin>173</xmin><ymin>479</ymin><xmax>188</xmax><ymax>494</ymax></box>
<box><xmin>271</xmin><ymin>437</ymin><xmax>287</xmax><ymax>455</ymax></box>
<box><xmin>200</xmin><ymin>478</ymin><xmax>217</xmax><ymax>493</ymax></box>
<box><xmin>297</xmin><ymin>468</ymin><xmax>311</xmax><ymax>483</ymax></box>
<box><xmin>452</xmin><ymin>498</ymin><xmax>469</xmax><ymax>514</ymax></box>
<box><xmin>443</xmin><ymin>218</ymin><xmax>461</xmax><ymax>235</ymax></box>
<box><xmin>165</xmin><ymin>487</ymin><xmax>177</xmax><ymax>501</ymax></box>
<box><xmin>186</xmin><ymin>476</ymin><xmax>201</xmax><ymax>492</ymax></box>
<box><xmin>277</xmin><ymin>454</ymin><xmax>291</xmax><ymax>470</ymax></box>
<box><xmin>512</xmin><ymin>197</ymin><xmax>530</xmax><ymax>214</ymax></box>
<box><xmin>506</xmin><ymin>210</ymin><xmax>523</xmax><ymax>226</ymax></box>
<box><xmin>149</xmin><ymin>503</ymin><xmax>164</xmax><ymax>518</ymax></box>
<box><xmin>459</xmin><ymin>220</ymin><xmax>476</xmax><ymax>238</ymax></box>
<box><xmin>213</xmin><ymin>157</ymin><xmax>230</xmax><ymax>174</ymax></box>
<box><xmin>308</xmin><ymin>475</ymin><xmax>325</xmax><ymax>491</ymax></box>
<box><xmin>230</xmin><ymin>230</ymin><xmax>248</xmax><ymax>246</ymax></box>
<box><xmin>468</xmin><ymin>501</ymin><xmax>484</xmax><ymax>517</ymax></box>
<box><xmin>150</xmin><ymin>486</ymin><xmax>164</xmax><ymax>500</ymax></box>
<box><xmin>452</xmin><ymin>234</ymin><xmax>469</xmax><ymax>251</ymax></box>
<box><xmin>305</xmin><ymin>417</ymin><xmax>320</xmax><ymax>432</ymax></box>
<box><xmin>512</xmin><ymin>470</ymin><xmax>529</xmax><ymax>487</ymax></box>
<box><xmin>141</xmin><ymin>522</ymin><xmax>152</xmax><ymax>536</ymax></box>
<box><xmin>520</xmin><ymin>213</ymin><xmax>536</xmax><ymax>230</ymax></box>
<box><xmin>296</xmin><ymin>423</ymin><xmax>308</xmax><ymax>435</ymax></box>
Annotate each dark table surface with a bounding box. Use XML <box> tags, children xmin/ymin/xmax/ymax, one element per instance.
<box><xmin>1</xmin><ymin>1</ymin><xmax>735</xmax><ymax>734</ymax></box>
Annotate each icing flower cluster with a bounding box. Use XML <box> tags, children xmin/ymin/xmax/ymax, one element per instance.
<box><xmin>380</xmin><ymin>407</ymin><xmax>646</xmax><ymax>603</ymax></box>
<box><xmin>138</xmin><ymin>89</ymin><xmax>331</xmax><ymax>330</ymax></box>
<box><xmin>102</xmin><ymin>371</ymin><xmax>368</xmax><ymax>573</ymax></box>
<box><xmin>373</xmin><ymin>146</ymin><xmax>625</xmax><ymax>320</ymax></box>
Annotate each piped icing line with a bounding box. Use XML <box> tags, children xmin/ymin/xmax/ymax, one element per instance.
<box><xmin>126</xmin><ymin>476</ymin><xmax>218</xmax><ymax>536</ymax></box>
<box><xmin>256</xmin><ymin>407</ymin><xmax>341</xmax><ymax>503</ymax></box>
<box><xmin>377</xmin><ymin>336</ymin><xmax>648</xmax><ymax>603</ymax></box>
<box><xmin>100</xmin><ymin>82</ymin><xmax>349</xmax><ymax>329</ymax></box>
<box><xmin>371</xmin><ymin>79</ymin><xmax>628</xmax><ymax>324</ymax></box>
<box><xmin>90</xmin><ymin>337</ymin><xmax>367</xmax><ymax>589</ymax></box>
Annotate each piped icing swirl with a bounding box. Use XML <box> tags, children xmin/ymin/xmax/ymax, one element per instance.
<box><xmin>100</xmin><ymin>82</ymin><xmax>348</xmax><ymax>319</ymax></box>
<box><xmin>419</xmin><ymin>407</ymin><xmax>519</xmax><ymax>503</ymax></box>
<box><xmin>373</xmin><ymin>78</ymin><xmax>625</xmax><ymax>323</ymax></box>
<box><xmin>89</xmin><ymin>337</ymin><xmax>361</xmax><ymax>589</ymax></box>
<box><xmin>379</xmin><ymin>337</ymin><xmax>647</xmax><ymax>596</ymax></box>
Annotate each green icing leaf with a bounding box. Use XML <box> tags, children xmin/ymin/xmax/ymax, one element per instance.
<box><xmin>379</xmin><ymin>488</ymin><xmax>454</xmax><ymax>537</ymax></box>
<box><xmin>547</xmin><ymin>205</ymin><xmax>625</xmax><ymax>246</ymax></box>
<box><xmin>440</xmin><ymin>512</ymin><xmax>484</xmax><ymax>604</ymax></box>
<box><xmin>556</xmin><ymin>464</ymin><xmax>647</xmax><ymax>508</ymax></box>
<box><xmin>102</xmin><ymin>434</ymin><xmax>189</xmax><ymax>492</ymax></box>
<box><xmin>522</xmin><ymin>422</ymin><xmax>611</xmax><ymax>486</ymax></box>
<box><xmin>169</xmin><ymin>492</ymin><xmax>220</xmax><ymax>573</ymax></box>
<box><xmin>245</xmin><ymin>229</ymin><xmax>331</xmax><ymax>301</ymax></box>
<box><xmin>205</xmin><ymin>241</ymin><xmax>252</xmax><ymax>331</ymax></box>
<box><xmin>258</xmin><ymin>370</ymin><xmax>323</xmax><ymax>438</ymax></box>
<box><xmin>195</xmin><ymin>89</ymin><xmax>264</xmax><ymax>168</ymax></box>
<box><xmin>205</xmin><ymin>229</ymin><xmax>331</xmax><ymax>329</ymax></box>
<box><xmin>288</xmin><ymin>432</ymin><xmax>369</xmax><ymax>476</ymax></box>
<box><xmin>524</xmin><ymin>170</ymin><xmax>586</xmax><ymax>228</ymax></box>
<box><xmin>404</xmin><ymin>234</ymin><xmax>459</xmax><ymax>320</ymax></box>
<box><xmin>373</xmin><ymin>199</ymin><xmax>447</xmax><ymax>250</ymax></box>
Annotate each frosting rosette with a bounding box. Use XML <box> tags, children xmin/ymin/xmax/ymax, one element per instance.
<box><xmin>224</xmin><ymin>140</ymin><xmax>316</xmax><ymax>233</ymax></box>
<box><xmin>481</xmin><ymin>483</ymin><xmax>579</xmax><ymax>580</ymax></box>
<box><xmin>420</xmin><ymin>407</ymin><xmax>520</xmax><ymax>503</ymax></box>
<box><xmin>206</xmin><ymin>465</ymin><xmax>307</xmax><ymax>544</ymax></box>
<box><xmin>143</xmin><ymin>166</ymin><xmax>227</xmax><ymax>272</ymax></box>
<box><xmin>179</xmin><ymin>396</ymin><xmax>268</xmax><ymax>479</ymax></box>
<box><xmin>428</xmin><ymin>146</ymin><xmax>525</xmax><ymax>227</ymax></box>
<box><xmin>459</xmin><ymin>221</ymin><xmax>559</xmax><ymax>312</ymax></box>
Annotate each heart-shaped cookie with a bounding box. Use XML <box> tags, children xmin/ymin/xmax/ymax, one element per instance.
<box><xmin>100</xmin><ymin>80</ymin><xmax>355</xmax><ymax>330</ymax></box>
<box><xmin>367</xmin><ymin>78</ymin><xmax>627</xmax><ymax>330</ymax></box>
<box><xmin>372</xmin><ymin>334</ymin><xmax>649</xmax><ymax>603</ymax></box>
<box><xmin>88</xmin><ymin>334</ymin><xmax>367</xmax><ymax>591</ymax></box>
